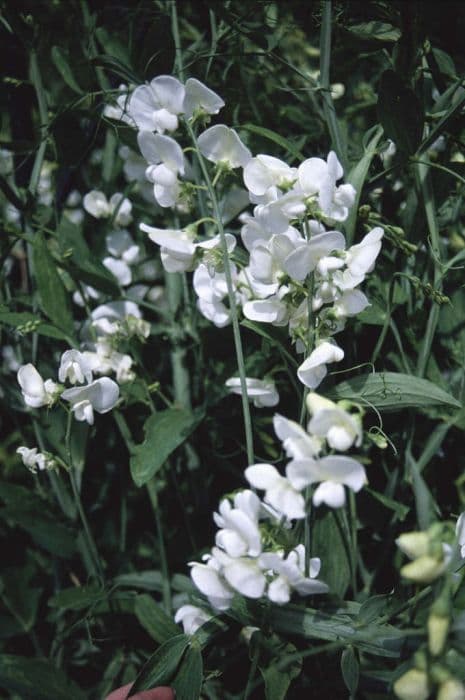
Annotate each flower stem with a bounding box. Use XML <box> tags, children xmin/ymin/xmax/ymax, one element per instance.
<box><xmin>65</xmin><ymin>411</ymin><xmax>104</xmax><ymax>583</ymax></box>
<box><xmin>186</xmin><ymin>122</ymin><xmax>255</xmax><ymax>466</ymax></box>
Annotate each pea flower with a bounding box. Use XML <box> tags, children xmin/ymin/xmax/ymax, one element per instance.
<box><xmin>106</xmin><ymin>230</ymin><xmax>140</xmax><ymax>265</ymax></box>
<box><xmin>61</xmin><ymin>377</ymin><xmax>119</xmax><ymax>425</ymax></box>
<box><xmin>17</xmin><ymin>446</ymin><xmax>56</xmax><ymax>473</ymax></box>
<box><xmin>225</xmin><ymin>377</ymin><xmax>279</xmax><ymax>407</ymax></box>
<box><xmin>193</xmin><ymin>263</ymin><xmax>233</xmax><ymax>328</ymax></box>
<box><xmin>456</xmin><ymin>513</ymin><xmax>465</xmax><ymax>557</ymax></box>
<box><xmin>273</xmin><ymin>414</ymin><xmax>322</xmax><ymax>459</ymax></box>
<box><xmin>58</xmin><ymin>350</ymin><xmax>93</xmax><ymax>385</ymax></box>
<box><xmin>174</xmin><ymin>605</ymin><xmax>212</xmax><ymax>635</ymax></box>
<box><xmin>138</xmin><ymin>131</ymin><xmax>185</xmax><ymax>208</ymax></box>
<box><xmin>83</xmin><ymin>191</ymin><xmax>132</xmax><ymax>226</ymax></box>
<box><xmin>17</xmin><ymin>364</ymin><xmax>59</xmax><ymax>408</ymax></box>
<box><xmin>214</xmin><ymin>490</ymin><xmax>262</xmax><ymax>557</ymax></box>
<box><xmin>393</xmin><ymin>668</ymin><xmax>430</xmax><ymax>700</ymax></box>
<box><xmin>198</xmin><ymin>125</ymin><xmax>252</xmax><ymax>169</ymax></box>
<box><xmin>189</xmin><ymin>555</ymin><xmax>235</xmax><ymax>612</ymax></box>
<box><xmin>183</xmin><ymin>78</ymin><xmax>225</xmax><ymax>120</ymax></box>
<box><xmin>128</xmin><ymin>75</ymin><xmax>185</xmax><ymax>133</ymax></box>
<box><xmin>243</xmin><ymin>155</ymin><xmax>297</xmax><ymax>197</ymax></box>
<box><xmin>286</xmin><ymin>455</ymin><xmax>367</xmax><ymax>508</ymax></box>
<box><xmin>298</xmin><ymin>151</ymin><xmax>356</xmax><ymax>222</ymax></box>
<box><xmin>297</xmin><ymin>341</ymin><xmax>344</xmax><ymax>389</ymax></box>
<box><xmin>306</xmin><ymin>392</ymin><xmax>362</xmax><ymax>451</ymax></box>
<box><xmin>260</xmin><ymin>544</ymin><xmax>328</xmax><ymax>604</ymax></box>
<box><xmin>245</xmin><ymin>463</ymin><xmax>306</xmax><ymax>520</ymax></box>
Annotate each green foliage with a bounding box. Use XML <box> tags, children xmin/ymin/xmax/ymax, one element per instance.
<box><xmin>1</xmin><ymin>1</ymin><xmax>465</xmax><ymax>698</ymax></box>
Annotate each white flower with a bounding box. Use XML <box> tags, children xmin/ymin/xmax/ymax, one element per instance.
<box><xmin>273</xmin><ymin>414</ymin><xmax>322</xmax><ymax>459</ymax></box>
<box><xmin>242</xmin><ymin>295</ymin><xmax>289</xmax><ymax>326</ymax></box>
<box><xmin>183</xmin><ymin>78</ymin><xmax>225</xmax><ymax>119</ymax></box>
<box><xmin>342</xmin><ymin>227</ymin><xmax>384</xmax><ymax>284</ymax></box>
<box><xmin>284</xmin><ymin>229</ymin><xmax>346</xmax><ymax>282</ymax></box>
<box><xmin>225</xmin><ymin>377</ymin><xmax>279</xmax><ymax>408</ymax></box>
<box><xmin>102</xmin><ymin>257</ymin><xmax>132</xmax><ymax>287</ymax></box>
<box><xmin>189</xmin><ymin>556</ymin><xmax>234</xmax><ymax>611</ymax></box>
<box><xmin>244</xmin><ymin>155</ymin><xmax>297</xmax><ymax>197</ymax></box>
<box><xmin>245</xmin><ymin>463</ymin><xmax>306</xmax><ymax>520</ymax></box>
<box><xmin>248</xmin><ymin>229</ymin><xmax>304</xmax><ymax>288</ymax></box>
<box><xmin>141</xmin><ymin>224</ymin><xmax>196</xmax><ymax>272</ymax></box>
<box><xmin>83</xmin><ymin>191</ymin><xmax>132</xmax><ymax>226</ymax></box>
<box><xmin>103</xmin><ymin>84</ymin><xmax>135</xmax><ymax>126</ymax></box>
<box><xmin>61</xmin><ymin>377</ymin><xmax>119</xmax><ymax>425</ymax></box>
<box><xmin>174</xmin><ymin>605</ymin><xmax>212</xmax><ymax>635</ymax></box>
<box><xmin>306</xmin><ymin>393</ymin><xmax>362</xmax><ymax>451</ymax></box>
<box><xmin>297</xmin><ymin>341</ymin><xmax>344</xmax><ymax>389</ymax></box>
<box><xmin>332</xmin><ymin>289</ymin><xmax>370</xmax><ymax>318</ymax></box>
<box><xmin>198</xmin><ymin>125</ymin><xmax>251</xmax><ymax>168</ymax></box>
<box><xmin>260</xmin><ymin>544</ymin><xmax>329</xmax><ymax>603</ymax></box>
<box><xmin>128</xmin><ymin>75</ymin><xmax>185</xmax><ymax>133</ymax></box>
<box><xmin>106</xmin><ymin>230</ymin><xmax>140</xmax><ymax>264</ymax></box>
<box><xmin>58</xmin><ymin>350</ymin><xmax>93</xmax><ymax>385</ymax></box>
<box><xmin>214</xmin><ymin>490</ymin><xmax>262</xmax><ymax>557</ymax></box>
<box><xmin>456</xmin><ymin>513</ymin><xmax>465</xmax><ymax>558</ymax></box>
<box><xmin>138</xmin><ymin>131</ymin><xmax>185</xmax><ymax>208</ymax></box>
<box><xmin>211</xmin><ymin>546</ymin><xmax>267</xmax><ymax>599</ymax></box>
<box><xmin>286</xmin><ymin>455</ymin><xmax>367</xmax><ymax>508</ymax></box>
<box><xmin>193</xmin><ymin>263</ymin><xmax>233</xmax><ymax>327</ymax></box>
<box><xmin>17</xmin><ymin>446</ymin><xmax>55</xmax><ymax>473</ymax></box>
<box><xmin>298</xmin><ymin>151</ymin><xmax>356</xmax><ymax>221</ymax></box>
<box><xmin>17</xmin><ymin>364</ymin><xmax>58</xmax><ymax>408</ymax></box>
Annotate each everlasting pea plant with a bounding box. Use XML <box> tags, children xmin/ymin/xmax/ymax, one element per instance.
<box><xmin>2</xmin><ymin>2</ymin><xmax>465</xmax><ymax>699</ymax></box>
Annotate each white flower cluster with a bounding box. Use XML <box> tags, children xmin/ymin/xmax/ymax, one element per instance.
<box><xmin>186</xmin><ymin>393</ymin><xmax>367</xmax><ymax>619</ymax></box>
<box><xmin>17</xmin><ymin>350</ymin><xmax>120</xmax><ymax>425</ymax></box>
<box><xmin>189</xmin><ymin>489</ymin><xmax>328</xmax><ymax>613</ymax></box>
<box><xmin>115</xmin><ymin>74</ymin><xmax>383</xmax><ymax>389</ymax></box>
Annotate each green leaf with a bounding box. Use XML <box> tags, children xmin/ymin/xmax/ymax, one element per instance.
<box><xmin>377</xmin><ymin>70</ymin><xmax>423</xmax><ymax>156</ymax></box>
<box><xmin>33</xmin><ymin>232</ymin><xmax>74</xmax><ymax>336</ymax></box>
<box><xmin>114</xmin><ymin>570</ymin><xmax>164</xmax><ymax>592</ymax></box>
<box><xmin>58</xmin><ymin>217</ymin><xmax>120</xmax><ymax>296</ymax></box>
<box><xmin>134</xmin><ymin>594</ymin><xmax>179</xmax><ymax>644</ymax></box>
<box><xmin>0</xmin><ymin>482</ymin><xmax>76</xmax><ymax>558</ymax></box>
<box><xmin>347</xmin><ymin>21</ymin><xmax>401</xmax><ymax>42</ymax></box>
<box><xmin>312</xmin><ymin>510</ymin><xmax>351</xmax><ymax>598</ymax></box>
<box><xmin>130</xmin><ymin>634</ymin><xmax>189</xmax><ymax>693</ymax></box>
<box><xmin>341</xmin><ymin>647</ymin><xmax>359</xmax><ymax>696</ymax></box>
<box><xmin>0</xmin><ymin>655</ymin><xmax>85</xmax><ymax>700</ymax></box>
<box><xmin>0</xmin><ymin>567</ymin><xmax>41</xmax><ymax>633</ymax></box>
<box><xmin>327</xmin><ymin>372</ymin><xmax>461</xmax><ymax>411</ymax></box>
<box><xmin>365</xmin><ymin>487</ymin><xmax>410</xmax><ymax>521</ymax></box>
<box><xmin>0</xmin><ymin>311</ymin><xmax>71</xmax><ymax>341</ymax></box>
<box><xmin>345</xmin><ymin>126</ymin><xmax>383</xmax><ymax>245</ymax></box>
<box><xmin>254</xmin><ymin>634</ymin><xmax>301</xmax><ymax>700</ymax></box>
<box><xmin>270</xmin><ymin>605</ymin><xmax>403</xmax><ymax>657</ymax></box>
<box><xmin>130</xmin><ymin>409</ymin><xmax>203</xmax><ymax>487</ymax></box>
<box><xmin>172</xmin><ymin>641</ymin><xmax>203</xmax><ymax>700</ymax></box>
<box><xmin>241</xmin><ymin>123</ymin><xmax>304</xmax><ymax>162</ymax></box>
<box><xmin>51</xmin><ymin>46</ymin><xmax>82</xmax><ymax>93</ymax></box>
<box><xmin>48</xmin><ymin>584</ymin><xmax>105</xmax><ymax>612</ymax></box>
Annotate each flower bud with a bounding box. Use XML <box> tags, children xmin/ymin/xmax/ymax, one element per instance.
<box><xmin>437</xmin><ymin>679</ymin><xmax>465</xmax><ymax>700</ymax></box>
<box><xmin>393</xmin><ymin>668</ymin><xmax>430</xmax><ymax>700</ymax></box>
<box><xmin>400</xmin><ymin>555</ymin><xmax>447</xmax><ymax>584</ymax></box>
<box><xmin>427</xmin><ymin>611</ymin><xmax>450</xmax><ymax>656</ymax></box>
<box><xmin>396</xmin><ymin>532</ymin><xmax>430</xmax><ymax>559</ymax></box>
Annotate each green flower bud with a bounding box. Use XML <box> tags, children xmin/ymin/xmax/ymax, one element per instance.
<box><xmin>428</xmin><ymin>612</ymin><xmax>450</xmax><ymax>656</ymax></box>
<box><xmin>437</xmin><ymin>679</ymin><xmax>465</xmax><ymax>700</ymax></box>
<box><xmin>400</xmin><ymin>555</ymin><xmax>448</xmax><ymax>584</ymax></box>
<box><xmin>396</xmin><ymin>532</ymin><xmax>430</xmax><ymax>559</ymax></box>
<box><xmin>393</xmin><ymin>668</ymin><xmax>430</xmax><ymax>700</ymax></box>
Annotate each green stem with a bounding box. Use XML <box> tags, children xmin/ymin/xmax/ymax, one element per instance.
<box><xmin>243</xmin><ymin>638</ymin><xmax>260</xmax><ymax>700</ymax></box>
<box><xmin>415</xmin><ymin>161</ymin><xmax>442</xmax><ymax>377</ymax></box>
<box><xmin>185</xmin><ymin>125</ymin><xmax>255</xmax><ymax>465</ymax></box>
<box><xmin>28</xmin><ymin>49</ymin><xmax>49</xmax><ymax>197</ymax></box>
<box><xmin>65</xmin><ymin>412</ymin><xmax>104</xmax><ymax>583</ymax></box>
<box><xmin>146</xmin><ymin>479</ymin><xmax>172</xmax><ymax>614</ymax></box>
<box><xmin>319</xmin><ymin>2</ymin><xmax>347</xmax><ymax>170</ymax></box>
